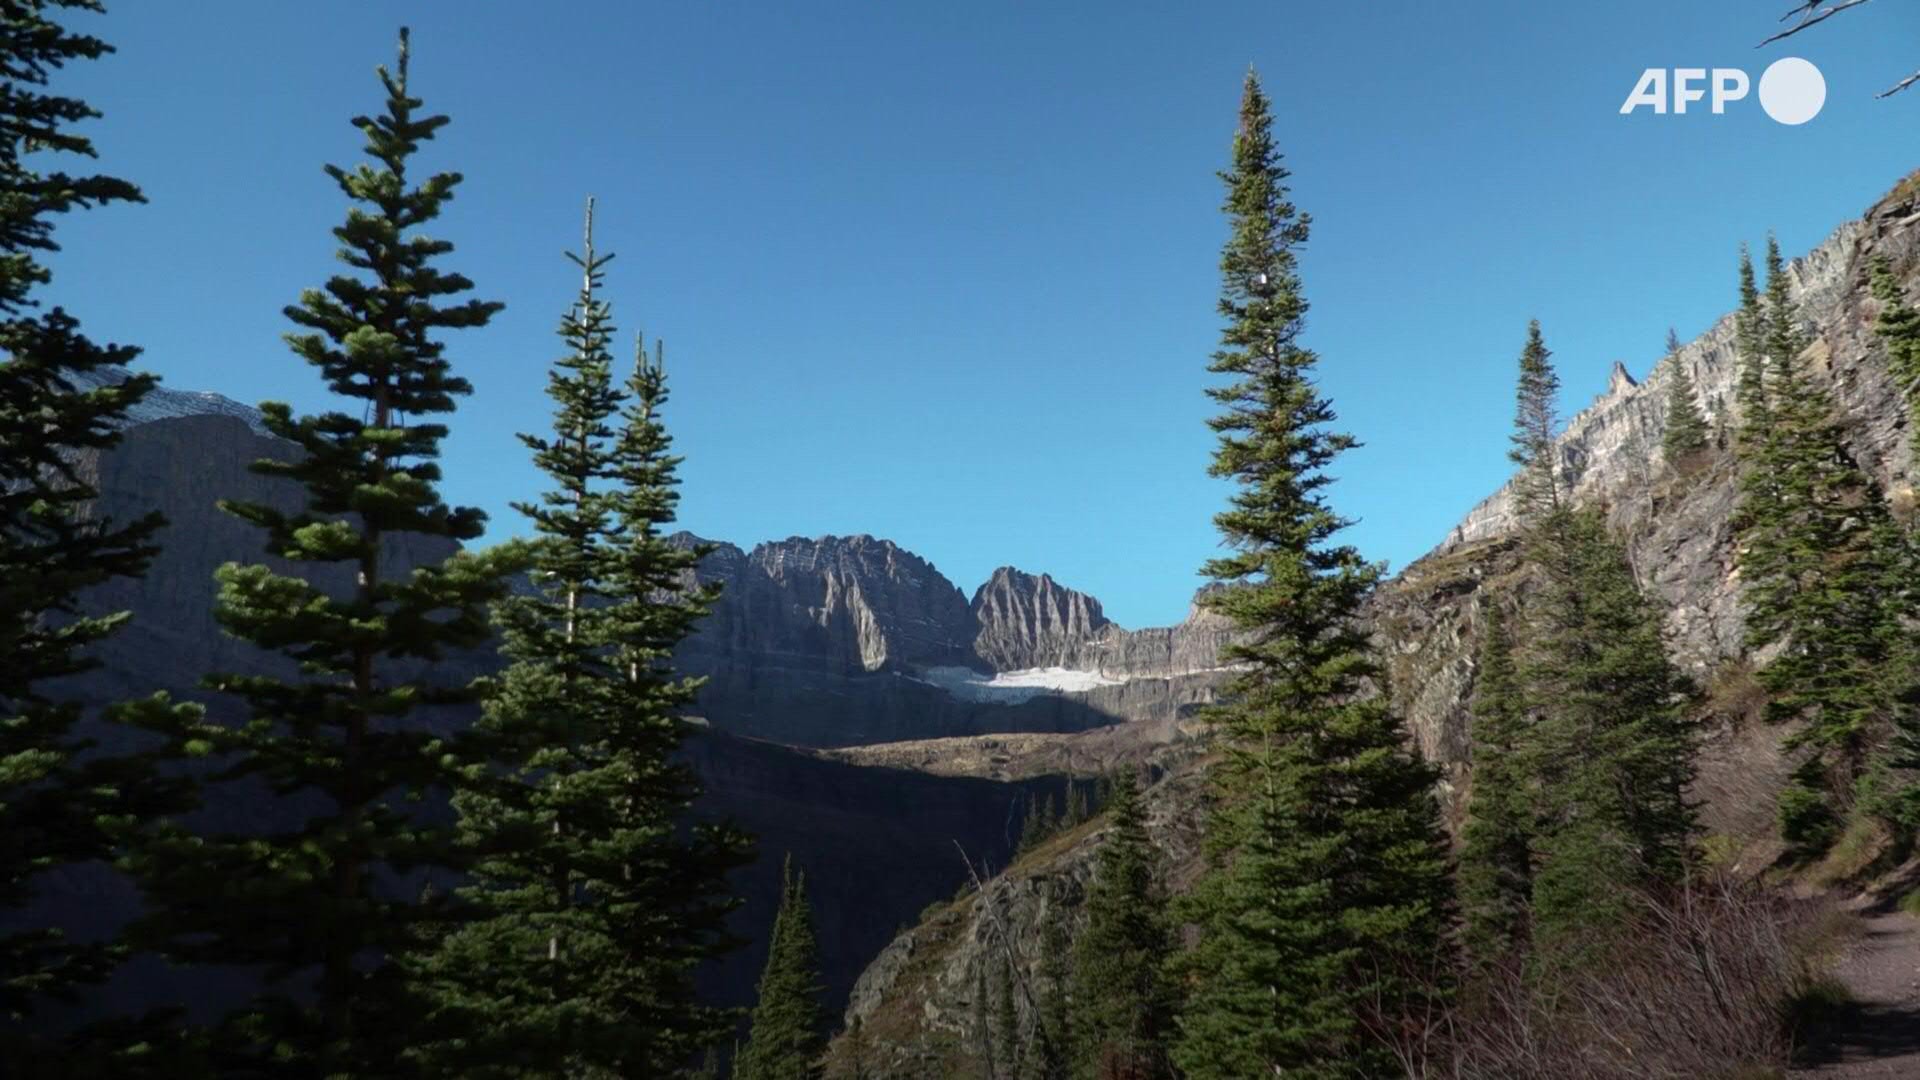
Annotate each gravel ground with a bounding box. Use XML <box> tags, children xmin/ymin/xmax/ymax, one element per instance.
<box><xmin>1795</xmin><ymin>908</ymin><xmax>1920</xmax><ymax>1077</ymax></box>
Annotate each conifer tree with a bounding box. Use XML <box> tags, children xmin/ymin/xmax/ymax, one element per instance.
<box><xmin>1873</xmin><ymin>256</ymin><xmax>1920</xmax><ymax>451</ymax></box>
<box><xmin>0</xmin><ymin>1</ymin><xmax>198</xmax><ymax>1063</ymax></box>
<box><xmin>127</xmin><ymin>30</ymin><xmax>519</xmax><ymax>1073</ymax></box>
<box><xmin>1734</xmin><ymin>245</ymin><xmax>1769</xmax><ymax>441</ymax></box>
<box><xmin>1661</xmin><ymin>342</ymin><xmax>1710</xmax><ymax>464</ymax></box>
<box><xmin>1068</xmin><ymin>771</ymin><xmax>1174</xmax><ymax>1080</ymax></box>
<box><xmin>1735</xmin><ymin>238</ymin><xmax>1901</xmax><ymax>846</ymax></box>
<box><xmin>1031</xmin><ymin>916</ymin><xmax>1072</xmax><ymax>1080</ymax></box>
<box><xmin>994</xmin><ymin>952</ymin><xmax>1019</xmax><ymax>1080</ymax></box>
<box><xmin>412</xmin><ymin>203</ymin><xmax>748</xmax><ymax>1076</ymax></box>
<box><xmin>738</xmin><ymin>859</ymin><xmax>828</xmax><ymax>1080</ymax></box>
<box><xmin>1066</xmin><ymin>783</ymin><xmax>1088</xmax><ymax>827</ymax></box>
<box><xmin>1508</xmin><ymin>320</ymin><xmax>1562</xmax><ymax>519</ymax></box>
<box><xmin>1018</xmin><ymin>795</ymin><xmax>1045</xmax><ymax>854</ymax></box>
<box><xmin>1521</xmin><ymin>507</ymin><xmax>1696</xmax><ymax>961</ymax></box>
<box><xmin>1456</xmin><ymin>603</ymin><xmax>1532</xmax><ymax>969</ymax></box>
<box><xmin>1169</xmin><ymin>72</ymin><xmax>1453</xmax><ymax>1080</ymax></box>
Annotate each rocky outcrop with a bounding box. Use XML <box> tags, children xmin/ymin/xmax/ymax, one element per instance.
<box><xmin>970</xmin><ymin>567</ymin><xmax>1111</xmax><ymax>671</ymax></box>
<box><xmin>838</xmin><ymin>763</ymin><xmax>1211</xmax><ymax>1077</ymax></box>
<box><xmin>836</xmin><ymin>172</ymin><xmax>1920</xmax><ymax>1069</ymax></box>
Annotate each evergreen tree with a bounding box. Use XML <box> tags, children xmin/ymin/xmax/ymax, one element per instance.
<box><xmin>738</xmin><ymin>859</ymin><xmax>827</xmax><ymax>1080</ymax></box>
<box><xmin>1456</xmin><ymin>603</ymin><xmax>1532</xmax><ymax>969</ymax></box>
<box><xmin>0</xmin><ymin>1</ymin><xmax>197</xmax><ymax>1065</ymax></box>
<box><xmin>126</xmin><ymin>30</ymin><xmax>519</xmax><ymax>1073</ymax></box>
<box><xmin>1873</xmin><ymin>256</ymin><xmax>1920</xmax><ymax>454</ymax></box>
<box><xmin>1169</xmin><ymin>72</ymin><xmax>1453</xmax><ymax>1080</ymax></box>
<box><xmin>1522</xmin><ymin>505</ymin><xmax>1696</xmax><ymax>962</ymax></box>
<box><xmin>1508</xmin><ymin>319</ymin><xmax>1562</xmax><ymax>520</ymax></box>
<box><xmin>1736</xmin><ymin>238</ymin><xmax>1901</xmax><ymax>846</ymax></box>
<box><xmin>994</xmin><ymin>952</ymin><xmax>1019</xmax><ymax>1080</ymax></box>
<box><xmin>1661</xmin><ymin>346</ymin><xmax>1710</xmax><ymax>464</ymax></box>
<box><xmin>1065</xmin><ymin>782</ymin><xmax>1088</xmax><ymax>827</ymax></box>
<box><xmin>1068</xmin><ymin>772</ymin><xmax>1174</xmax><ymax>1080</ymax></box>
<box><xmin>1018</xmin><ymin>795</ymin><xmax>1045</xmax><ymax>854</ymax></box>
<box><xmin>1734</xmin><ymin>245</ymin><xmax>1769</xmax><ymax>442</ymax></box>
<box><xmin>413</xmin><ymin>203</ymin><xmax>748</xmax><ymax>1076</ymax></box>
<box><xmin>1031</xmin><ymin>915</ymin><xmax>1072</xmax><ymax>1080</ymax></box>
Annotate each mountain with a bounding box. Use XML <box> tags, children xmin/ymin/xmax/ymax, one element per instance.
<box><xmin>668</xmin><ymin>537</ymin><xmax>1232</xmax><ymax>747</ymax></box>
<box><xmin>832</xmin><ymin>171</ymin><xmax>1920</xmax><ymax>1073</ymax></box>
<box><xmin>16</xmin><ymin>371</ymin><xmax>1227</xmax><ymax>1025</ymax></box>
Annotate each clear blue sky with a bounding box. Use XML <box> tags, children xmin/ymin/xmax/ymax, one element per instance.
<box><xmin>45</xmin><ymin>1</ymin><xmax>1920</xmax><ymax>629</ymax></box>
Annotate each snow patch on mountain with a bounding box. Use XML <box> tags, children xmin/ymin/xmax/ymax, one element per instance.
<box><xmin>915</xmin><ymin>665</ymin><xmax>1127</xmax><ymax>704</ymax></box>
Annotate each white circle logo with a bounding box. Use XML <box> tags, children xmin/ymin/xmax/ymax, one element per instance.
<box><xmin>1758</xmin><ymin>57</ymin><xmax>1826</xmax><ymax>125</ymax></box>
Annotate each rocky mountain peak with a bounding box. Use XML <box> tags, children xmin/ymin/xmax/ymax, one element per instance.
<box><xmin>1607</xmin><ymin>359</ymin><xmax>1637</xmax><ymax>396</ymax></box>
<box><xmin>969</xmin><ymin>566</ymin><xmax>1111</xmax><ymax>671</ymax></box>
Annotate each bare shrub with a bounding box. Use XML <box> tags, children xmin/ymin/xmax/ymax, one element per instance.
<box><xmin>1383</xmin><ymin>876</ymin><xmax>1837</xmax><ymax>1079</ymax></box>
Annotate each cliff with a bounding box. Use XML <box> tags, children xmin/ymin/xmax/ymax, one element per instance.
<box><xmin>835</xmin><ymin>170</ymin><xmax>1920</xmax><ymax>1067</ymax></box>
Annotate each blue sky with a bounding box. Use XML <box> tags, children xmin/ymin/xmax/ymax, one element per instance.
<box><xmin>45</xmin><ymin>1</ymin><xmax>1920</xmax><ymax>628</ymax></box>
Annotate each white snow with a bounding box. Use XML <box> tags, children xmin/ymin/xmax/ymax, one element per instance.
<box><xmin>916</xmin><ymin>665</ymin><xmax>1126</xmax><ymax>704</ymax></box>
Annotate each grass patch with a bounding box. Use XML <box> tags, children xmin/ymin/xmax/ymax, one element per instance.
<box><xmin>1807</xmin><ymin>815</ymin><xmax>1893</xmax><ymax>889</ymax></box>
<box><xmin>1705</xmin><ymin>658</ymin><xmax>1769</xmax><ymax>727</ymax></box>
<box><xmin>1900</xmin><ymin>890</ymin><xmax>1920</xmax><ymax>917</ymax></box>
<box><xmin>1699</xmin><ymin>832</ymin><xmax>1743</xmax><ymax>870</ymax></box>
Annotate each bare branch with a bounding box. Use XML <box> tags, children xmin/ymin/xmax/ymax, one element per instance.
<box><xmin>1758</xmin><ymin>0</ymin><xmax>1872</xmax><ymax>47</ymax></box>
<box><xmin>1881</xmin><ymin>68</ymin><xmax>1920</xmax><ymax>97</ymax></box>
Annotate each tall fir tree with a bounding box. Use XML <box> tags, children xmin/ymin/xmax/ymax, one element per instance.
<box><xmin>0</xmin><ymin>1</ymin><xmax>198</xmax><ymax>1067</ymax></box>
<box><xmin>1520</xmin><ymin>506</ymin><xmax>1696</xmax><ymax>963</ymax></box>
<box><xmin>994</xmin><ymin>952</ymin><xmax>1019</xmax><ymax>1080</ymax></box>
<box><xmin>1030</xmin><ymin>915</ymin><xmax>1072</xmax><ymax>1080</ymax></box>
<box><xmin>1734</xmin><ymin>245</ymin><xmax>1770</xmax><ymax>444</ymax></box>
<box><xmin>412</xmin><ymin>203</ymin><xmax>749</xmax><ymax>1077</ymax></box>
<box><xmin>126</xmin><ymin>30</ymin><xmax>520</xmax><ymax>1073</ymax></box>
<box><xmin>1067</xmin><ymin>771</ymin><xmax>1174</xmax><ymax>1080</ymax></box>
<box><xmin>1661</xmin><ymin>341</ymin><xmax>1710</xmax><ymax>464</ymax></box>
<box><xmin>1507</xmin><ymin>319</ymin><xmax>1562</xmax><ymax>520</ymax></box>
<box><xmin>1873</xmin><ymin>256</ymin><xmax>1920</xmax><ymax>458</ymax></box>
<box><xmin>1735</xmin><ymin>238</ymin><xmax>1902</xmax><ymax>847</ymax></box>
<box><xmin>738</xmin><ymin>859</ymin><xmax>828</xmax><ymax>1080</ymax></box>
<box><xmin>1456</xmin><ymin>602</ymin><xmax>1533</xmax><ymax>970</ymax></box>
<box><xmin>1169</xmin><ymin>71</ymin><xmax>1453</xmax><ymax>1080</ymax></box>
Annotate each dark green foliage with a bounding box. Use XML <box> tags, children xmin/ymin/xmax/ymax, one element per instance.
<box><xmin>994</xmin><ymin>953</ymin><xmax>1019</xmax><ymax>1079</ymax></box>
<box><xmin>1068</xmin><ymin>772</ymin><xmax>1174</xmax><ymax>1080</ymax></box>
<box><xmin>738</xmin><ymin>859</ymin><xmax>827</xmax><ymax>1080</ymax></box>
<box><xmin>1169</xmin><ymin>71</ymin><xmax>1453</xmax><ymax>1080</ymax></box>
<box><xmin>125</xmin><ymin>31</ymin><xmax>520</xmax><ymax>1073</ymax></box>
<box><xmin>1873</xmin><ymin>256</ymin><xmax>1920</xmax><ymax>459</ymax></box>
<box><xmin>1018</xmin><ymin>795</ymin><xmax>1047</xmax><ymax>854</ymax></box>
<box><xmin>1734</xmin><ymin>245</ymin><xmax>1769</xmax><ymax>443</ymax></box>
<box><xmin>1735</xmin><ymin>238</ymin><xmax>1901</xmax><ymax>839</ymax></box>
<box><xmin>1457</xmin><ymin>603</ymin><xmax>1533</xmax><ymax>969</ymax></box>
<box><xmin>1661</xmin><ymin>344</ymin><xmax>1710</xmax><ymax>464</ymax></box>
<box><xmin>1031</xmin><ymin>916</ymin><xmax>1071</xmax><ymax>1080</ymax></box>
<box><xmin>1522</xmin><ymin>505</ymin><xmax>1696</xmax><ymax>962</ymax></box>
<box><xmin>411</xmin><ymin>205</ymin><xmax>749</xmax><ymax>1076</ymax></box>
<box><xmin>1508</xmin><ymin>320</ymin><xmax>1561</xmax><ymax>520</ymax></box>
<box><xmin>0</xmin><ymin>0</ymin><xmax>199</xmax><ymax>1065</ymax></box>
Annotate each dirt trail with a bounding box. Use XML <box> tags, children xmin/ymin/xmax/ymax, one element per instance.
<box><xmin>1796</xmin><ymin>908</ymin><xmax>1920</xmax><ymax>1076</ymax></box>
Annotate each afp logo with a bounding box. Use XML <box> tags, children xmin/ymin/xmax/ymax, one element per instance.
<box><xmin>1620</xmin><ymin>57</ymin><xmax>1826</xmax><ymax>125</ymax></box>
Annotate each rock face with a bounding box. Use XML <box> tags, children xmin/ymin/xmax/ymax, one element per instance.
<box><xmin>836</xmin><ymin>172</ymin><xmax>1920</xmax><ymax>1069</ymax></box>
<box><xmin>17</xmin><ymin>387</ymin><xmax>1057</xmax><ymax>1026</ymax></box>
<box><xmin>669</xmin><ymin>540</ymin><xmax>1235</xmax><ymax>747</ymax></box>
<box><xmin>970</xmin><ymin>567</ymin><xmax>1111</xmax><ymax>670</ymax></box>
